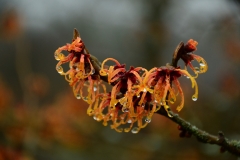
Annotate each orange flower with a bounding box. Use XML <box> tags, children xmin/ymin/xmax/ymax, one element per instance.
<box><xmin>143</xmin><ymin>64</ymin><xmax>198</xmax><ymax>115</ymax></box>
<box><xmin>96</xmin><ymin>58</ymin><xmax>153</xmax><ymax>133</ymax></box>
<box><xmin>181</xmin><ymin>39</ymin><xmax>208</xmax><ymax>75</ymax></box>
<box><xmin>54</xmin><ymin>37</ymin><xmax>94</xmax><ymax>83</ymax></box>
<box><xmin>54</xmin><ymin>35</ymin><xmax>99</xmax><ymax>103</ymax></box>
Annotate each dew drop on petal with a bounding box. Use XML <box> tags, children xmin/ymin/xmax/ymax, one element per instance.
<box><xmin>83</xmin><ymin>97</ymin><xmax>88</xmax><ymax>101</ymax></box>
<box><xmin>91</xmin><ymin>69</ymin><xmax>95</xmax><ymax>75</ymax></box>
<box><xmin>54</xmin><ymin>53</ymin><xmax>60</xmax><ymax>61</ymax></box>
<box><xmin>75</xmin><ymin>67</ymin><xmax>80</xmax><ymax>72</ymax></box>
<box><xmin>169</xmin><ymin>98</ymin><xmax>175</xmax><ymax>104</ymax></box>
<box><xmin>56</xmin><ymin>66</ymin><xmax>63</xmax><ymax>74</ymax></box>
<box><xmin>93</xmin><ymin>87</ymin><xmax>97</xmax><ymax>92</ymax></box>
<box><xmin>76</xmin><ymin>94</ymin><xmax>81</xmax><ymax>99</ymax></box>
<box><xmin>93</xmin><ymin>115</ymin><xmax>98</xmax><ymax>120</ymax></box>
<box><xmin>143</xmin><ymin>88</ymin><xmax>147</xmax><ymax>92</ymax></box>
<box><xmin>127</xmin><ymin>119</ymin><xmax>132</xmax><ymax>123</ymax></box>
<box><xmin>192</xmin><ymin>96</ymin><xmax>197</xmax><ymax>101</ymax></box>
<box><xmin>145</xmin><ymin>117</ymin><xmax>151</xmax><ymax>123</ymax></box>
<box><xmin>199</xmin><ymin>60</ymin><xmax>205</xmax><ymax>66</ymax></box>
<box><xmin>194</xmin><ymin>67</ymin><xmax>200</xmax><ymax>73</ymax></box>
<box><xmin>142</xmin><ymin>103</ymin><xmax>145</xmax><ymax>108</ymax></box>
<box><xmin>122</xmin><ymin>107</ymin><xmax>129</xmax><ymax>112</ymax></box>
<box><xmin>131</xmin><ymin>127</ymin><xmax>139</xmax><ymax>134</ymax></box>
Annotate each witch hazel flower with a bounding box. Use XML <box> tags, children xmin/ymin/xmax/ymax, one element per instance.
<box><xmin>96</xmin><ymin>58</ymin><xmax>155</xmax><ymax>133</ymax></box>
<box><xmin>54</xmin><ymin>30</ymin><xmax>100</xmax><ymax>104</ymax></box>
<box><xmin>181</xmin><ymin>39</ymin><xmax>208</xmax><ymax>75</ymax></box>
<box><xmin>143</xmin><ymin>64</ymin><xmax>198</xmax><ymax>116</ymax></box>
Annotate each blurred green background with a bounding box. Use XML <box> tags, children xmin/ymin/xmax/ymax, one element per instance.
<box><xmin>0</xmin><ymin>0</ymin><xmax>240</xmax><ymax>159</ymax></box>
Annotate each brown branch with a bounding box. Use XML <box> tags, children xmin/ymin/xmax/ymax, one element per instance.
<box><xmin>171</xmin><ymin>41</ymin><xmax>184</xmax><ymax>67</ymax></box>
<box><xmin>156</xmin><ymin>107</ymin><xmax>240</xmax><ymax>156</ymax></box>
<box><xmin>87</xmin><ymin>44</ymin><xmax>240</xmax><ymax>157</ymax></box>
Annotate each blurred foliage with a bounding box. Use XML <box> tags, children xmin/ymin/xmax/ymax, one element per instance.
<box><xmin>0</xmin><ymin>0</ymin><xmax>239</xmax><ymax>159</ymax></box>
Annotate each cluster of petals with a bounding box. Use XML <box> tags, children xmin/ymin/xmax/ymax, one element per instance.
<box><xmin>93</xmin><ymin>58</ymin><xmax>199</xmax><ymax>133</ymax></box>
<box><xmin>181</xmin><ymin>39</ymin><xmax>208</xmax><ymax>76</ymax></box>
<box><xmin>54</xmin><ymin>34</ymin><xmax>208</xmax><ymax>133</ymax></box>
<box><xmin>54</xmin><ymin>36</ymin><xmax>100</xmax><ymax>104</ymax></box>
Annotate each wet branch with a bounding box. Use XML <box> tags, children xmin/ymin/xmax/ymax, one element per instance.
<box><xmin>85</xmin><ymin>35</ymin><xmax>240</xmax><ymax>156</ymax></box>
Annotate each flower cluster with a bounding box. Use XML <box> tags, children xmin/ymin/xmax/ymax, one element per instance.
<box><xmin>54</xmin><ymin>32</ymin><xmax>101</xmax><ymax>104</ymax></box>
<box><xmin>54</xmin><ymin>30</ymin><xmax>208</xmax><ymax>133</ymax></box>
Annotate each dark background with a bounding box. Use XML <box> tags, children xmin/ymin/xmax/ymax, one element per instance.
<box><xmin>0</xmin><ymin>0</ymin><xmax>240</xmax><ymax>159</ymax></box>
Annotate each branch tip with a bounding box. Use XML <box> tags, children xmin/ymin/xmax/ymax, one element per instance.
<box><xmin>73</xmin><ymin>28</ymin><xmax>80</xmax><ymax>40</ymax></box>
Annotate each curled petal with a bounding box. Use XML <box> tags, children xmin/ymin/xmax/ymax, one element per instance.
<box><xmin>191</xmin><ymin>54</ymin><xmax>208</xmax><ymax>73</ymax></box>
<box><xmin>67</xmin><ymin>37</ymin><xmax>83</xmax><ymax>52</ymax></box>
<box><xmin>167</xmin><ymin>85</ymin><xmax>176</xmax><ymax>104</ymax></box>
<box><xmin>109</xmin><ymin>81</ymin><xmax>121</xmax><ymax>109</ymax></box>
<box><xmin>143</xmin><ymin>67</ymin><xmax>158</xmax><ymax>85</ymax></box>
<box><xmin>100</xmin><ymin>58</ymin><xmax>121</xmax><ymax>76</ymax></box>
<box><xmin>178</xmin><ymin>69</ymin><xmax>198</xmax><ymax>101</ymax></box>
<box><xmin>130</xmin><ymin>70</ymin><xmax>143</xmax><ymax>84</ymax></box>
<box><xmin>162</xmin><ymin>75</ymin><xmax>171</xmax><ymax>105</ymax></box>
<box><xmin>72</xmin><ymin>80</ymin><xmax>85</xmax><ymax>99</ymax></box>
<box><xmin>173</xmin><ymin>78</ymin><xmax>184</xmax><ymax>112</ymax></box>
<box><xmin>109</xmin><ymin>67</ymin><xmax>126</xmax><ymax>83</ymax></box>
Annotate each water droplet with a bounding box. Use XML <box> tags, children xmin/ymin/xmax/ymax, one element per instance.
<box><xmin>199</xmin><ymin>60</ymin><xmax>205</xmax><ymax>66</ymax></box>
<box><xmin>137</xmin><ymin>94</ymin><xmax>140</xmax><ymax>98</ymax></box>
<box><xmin>192</xmin><ymin>96</ymin><xmax>197</xmax><ymax>101</ymax></box>
<box><xmin>91</xmin><ymin>69</ymin><xmax>95</xmax><ymax>75</ymax></box>
<box><xmin>186</xmin><ymin>76</ymin><xmax>190</xmax><ymax>79</ymax></box>
<box><xmin>56</xmin><ymin>66</ymin><xmax>63</xmax><ymax>74</ymax></box>
<box><xmin>154</xmin><ymin>100</ymin><xmax>158</xmax><ymax>103</ymax></box>
<box><xmin>54</xmin><ymin>52</ymin><xmax>60</xmax><ymax>61</ymax></box>
<box><xmin>93</xmin><ymin>115</ymin><xmax>99</xmax><ymax>121</ymax></box>
<box><xmin>76</xmin><ymin>94</ymin><xmax>81</xmax><ymax>99</ymax></box>
<box><xmin>141</xmin><ymin>103</ymin><xmax>145</xmax><ymax>108</ymax></box>
<box><xmin>145</xmin><ymin>117</ymin><xmax>151</xmax><ymax>123</ymax></box>
<box><xmin>127</xmin><ymin>119</ymin><xmax>132</xmax><ymax>123</ymax></box>
<box><xmin>194</xmin><ymin>67</ymin><xmax>200</xmax><ymax>73</ymax></box>
<box><xmin>170</xmin><ymin>98</ymin><xmax>175</xmax><ymax>103</ymax></box>
<box><xmin>131</xmin><ymin>127</ymin><xmax>139</xmax><ymax>134</ymax></box>
<box><xmin>143</xmin><ymin>88</ymin><xmax>147</xmax><ymax>92</ymax></box>
<box><xmin>122</xmin><ymin>107</ymin><xmax>129</xmax><ymax>112</ymax></box>
<box><xmin>93</xmin><ymin>87</ymin><xmax>97</xmax><ymax>92</ymax></box>
<box><xmin>83</xmin><ymin>97</ymin><xmax>88</xmax><ymax>101</ymax></box>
